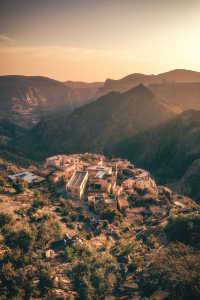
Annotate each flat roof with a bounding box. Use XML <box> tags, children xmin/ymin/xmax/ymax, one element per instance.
<box><xmin>68</xmin><ymin>171</ymin><xmax>87</xmax><ymax>187</ymax></box>
<box><xmin>8</xmin><ymin>171</ymin><xmax>36</xmax><ymax>182</ymax></box>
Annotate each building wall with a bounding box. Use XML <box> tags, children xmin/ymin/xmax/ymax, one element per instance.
<box><xmin>135</xmin><ymin>179</ymin><xmax>150</xmax><ymax>190</ymax></box>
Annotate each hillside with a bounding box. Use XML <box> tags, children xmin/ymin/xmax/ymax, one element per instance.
<box><xmin>149</xmin><ymin>82</ymin><xmax>200</xmax><ymax>110</ymax></box>
<box><xmin>0</xmin><ymin>110</ymin><xmax>32</xmax><ymax>139</ymax></box>
<box><xmin>11</xmin><ymin>84</ymin><xmax>181</xmax><ymax>154</ymax></box>
<box><xmin>0</xmin><ymin>75</ymin><xmax>93</xmax><ymax>117</ymax></box>
<box><xmin>93</xmin><ymin>69</ymin><xmax>200</xmax><ymax>101</ymax></box>
<box><xmin>114</xmin><ymin>110</ymin><xmax>200</xmax><ymax>202</ymax></box>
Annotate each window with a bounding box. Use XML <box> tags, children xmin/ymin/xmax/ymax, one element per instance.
<box><xmin>75</xmin><ymin>196</ymin><xmax>78</xmax><ymax>199</ymax></box>
<box><xmin>68</xmin><ymin>189</ymin><xmax>71</xmax><ymax>192</ymax></box>
<box><xmin>75</xmin><ymin>189</ymin><xmax>78</xmax><ymax>193</ymax></box>
<box><xmin>69</xmin><ymin>194</ymin><xmax>71</xmax><ymax>197</ymax></box>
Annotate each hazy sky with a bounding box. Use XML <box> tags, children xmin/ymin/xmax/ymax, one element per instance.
<box><xmin>0</xmin><ymin>0</ymin><xmax>200</xmax><ymax>82</ymax></box>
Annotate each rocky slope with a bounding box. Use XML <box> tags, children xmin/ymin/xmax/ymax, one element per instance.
<box><xmin>149</xmin><ymin>82</ymin><xmax>200</xmax><ymax>110</ymax></box>
<box><xmin>0</xmin><ymin>110</ymin><xmax>32</xmax><ymax>139</ymax></box>
<box><xmin>11</xmin><ymin>84</ymin><xmax>182</xmax><ymax>154</ymax></box>
<box><xmin>93</xmin><ymin>69</ymin><xmax>200</xmax><ymax>101</ymax></box>
<box><xmin>0</xmin><ymin>75</ymin><xmax>93</xmax><ymax>117</ymax></box>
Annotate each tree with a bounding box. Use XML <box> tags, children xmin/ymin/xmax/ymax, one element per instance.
<box><xmin>101</xmin><ymin>208</ymin><xmax>123</xmax><ymax>224</ymax></box>
<box><xmin>68</xmin><ymin>252</ymin><xmax>121</xmax><ymax>300</ymax></box>
<box><xmin>164</xmin><ymin>213</ymin><xmax>200</xmax><ymax>244</ymax></box>
<box><xmin>12</xmin><ymin>178</ymin><xmax>28</xmax><ymax>194</ymax></box>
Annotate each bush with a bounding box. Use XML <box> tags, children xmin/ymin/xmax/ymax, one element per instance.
<box><xmin>0</xmin><ymin>175</ymin><xmax>7</xmax><ymax>186</ymax></box>
<box><xmin>18</xmin><ymin>207</ymin><xmax>26</xmax><ymax>216</ymax></box>
<box><xmin>101</xmin><ymin>208</ymin><xmax>123</xmax><ymax>224</ymax></box>
<box><xmin>70</xmin><ymin>211</ymin><xmax>79</xmax><ymax>222</ymax></box>
<box><xmin>32</xmin><ymin>199</ymin><xmax>47</xmax><ymax>208</ymax></box>
<box><xmin>145</xmin><ymin>234</ymin><xmax>156</xmax><ymax>249</ymax></box>
<box><xmin>4</xmin><ymin>226</ymin><xmax>36</xmax><ymax>253</ymax></box>
<box><xmin>63</xmin><ymin>245</ymin><xmax>80</xmax><ymax>262</ymax></box>
<box><xmin>128</xmin><ymin>252</ymin><xmax>143</xmax><ymax>271</ymax></box>
<box><xmin>68</xmin><ymin>252</ymin><xmax>121</xmax><ymax>300</ymax></box>
<box><xmin>164</xmin><ymin>213</ymin><xmax>200</xmax><ymax>244</ymax></box>
<box><xmin>140</xmin><ymin>243</ymin><xmax>200</xmax><ymax>300</ymax></box>
<box><xmin>56</xmin><ymin>207</ymin><xmax>63</xmax><ymax>213</ymax></box>
<box><xmin>119</xmin><ymin>239</ymin><xmax>140</xmax><ymax>256</ymax></box>
<box><xmin>62</xmin><ymin>216</ymin><xmax>69</xmax><ymax>223</ymax></box>
<box><xmin>0</xmin><ymin>212</ymin><xmax>12</xmax><ymax>227</ymax></box>
<box><xmin>37</xmin><ymin>262</ymin><xmax>57</xmax><ymax>296</ymax></box>
<box><xmin>12</xmin><ymin>178</ymin><xmax>28</xmax><ymax>194</ymax></box>
<box><xmin>36</xmin><ymin>217</ymin><xmax>63</xmax><ymax>248</ymax></box>
<box><xmin>67</xmin><ymin>222</ymin><xmax>76</xmax><ymax>229</ymax></box>
<box><xmin>0</xmin><ymin>261</ymin><xmax>37</xmax><ymax>299</ymax></box>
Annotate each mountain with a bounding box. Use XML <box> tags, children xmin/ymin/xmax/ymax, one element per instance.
<box><xmin>0</xmin><ymin>75</ymin><xmax>94</xmax><ymax>119</ymax></box>
<box><xmin>93</xmin><ymin>69</ymin><xmax>200</xmax><ymax>101</ymax></box>
<box><xmin>11</xmin><ymin>84</ymin><xmax>182</xmax><ymax>154</ymax></box>
<box><xmin>0</xmin><ymin>110</ymin><xmax>32</xmax><ymax>139</ymax></box>
<box><xmin>114</xmin><ymin>109</ymin><xmax>200</xmax><ymax>202</ymax></box>
<box><xmin>63</xmin><ymin>81</ymin><xmax>104</xmax><ymax>106</ymax></box>
<box><xmin>149</xmin><ymin>82</ymin><xmax>200</xmax><ymax>110</ymax></box>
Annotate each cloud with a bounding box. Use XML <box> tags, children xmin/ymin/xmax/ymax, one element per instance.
<box><xmin>0</xmin><ymin>35</ymin><xmax>16</xmax><ymax>45</ymax></box>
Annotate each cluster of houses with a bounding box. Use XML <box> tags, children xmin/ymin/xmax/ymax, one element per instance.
<box><xmin>31</xmin><ymin>153</ymin><xmax>155</xmax><ymax>214</ymax></box>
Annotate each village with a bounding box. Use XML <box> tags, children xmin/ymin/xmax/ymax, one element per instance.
<box><xmin>8</xmin><ymin>152</ymin><xmax>192</xmax><ymax>227</ymax></box>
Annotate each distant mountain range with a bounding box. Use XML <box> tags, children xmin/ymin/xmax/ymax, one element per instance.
<box><xmin>12</xmin><ymin>84</ymin><xmax>182</xmax><ymax>153</ymax></box>
<box><xmin>93</xmin><ymin>69</ymin><xmax>200</xmax><ymax>101</ymax></box>
<box><xmin>0</xmin><ymin>75</ymin><xmax>96</xmax><ymax>118</ymax></box>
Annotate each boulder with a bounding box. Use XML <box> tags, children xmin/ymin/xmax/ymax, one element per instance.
<box><xmin>150</xmin><ymin>290</ymin><xmax>170</xmax><ymax>300</ymax></box>
<box><xmin>121</xmin><ymin>281</ymin><xmax>139</xmax><ymax>291</ymax></box>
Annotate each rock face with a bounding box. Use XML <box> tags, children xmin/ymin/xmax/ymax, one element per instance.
<box><xmin>0</xmin><ymin>75</ymin><xmax>93</xmax><ymax>115</ymax></box>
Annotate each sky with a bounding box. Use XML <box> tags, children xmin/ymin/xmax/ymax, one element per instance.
<box><xmin>0</xmin><ymin>0</ymin><xmax>200</xmax><ymax>82</ymax></box>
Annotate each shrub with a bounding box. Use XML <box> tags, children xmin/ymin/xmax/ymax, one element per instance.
<box><xmin>37</xmin><ymin>261</ymin><xmax>57</xmax><ymax>296</ymax></box>
<box><xmin>145</xmin><ymin>234</ymin><xmax>156</xmax><ymax>249</ymax></box>
<box><xmin>63</xmin><ymin>245</ymin><xmax>80</xmax><ymax>262</ymax></box>
<box><xmin>0</xmin><ymin>212</ymin><xmax>12</xmax><ymax>227</ymax></box>
<box><xmin>4</xmin><ymin>226</ymin><xmax>36</xmax><ymax>253</ymax></box>
<box><xmin>0</xmin><ymin>261</ymin><xmax>37</xmax><ymax>299</ymax></box>
<box><xmin>0</xmin><ymin>175</ymin><xmax>7</xmax><ymax>186</ymax></box>
<box><xmin>36</xmin><ymin>217</ymin><xmax>63</xmax><ymax>248</ymax></box>
<box><xmin>18</xmin><ymin>207</ymin><xmax>26</xmax><ymax>216</ymax></box>
<box><xmin>119</xmin><ymin>239</ymin><xmax>140</xmax><ymax>256</ymax></box>
<box><xmin>12</xmin><ymin>178</ymin><xmax>28</xmax><ymax>194</ymax></box>
<box><xmin>67</xmin><ymin>222</ymin><xmax>76</xmax><ymax>229</ymax></box>
<box><xmin>70</xmin><ymin>211</ymin><xmax>79</xmax><ymax>222</ymax></box>
<box><xmin>56</xmin><ymin>207</ymin><xmax>63</xmax><ymax>213</ymax></box>
<box><xmin>101</xmin><ymin>208</ymin><xmax>123</xmax><ymax>224</ymax></box>
<box><xmin>26</xmin><ymin>206</ymin><xmax>38</xmax><ymax>217</ymax></box>
<box><xmin>101</xmin><ymin>239</ymin><xmax>109</xmax><ymax>251</ymax></box>
<box><xmin>32</xmin><ymin>199</ymin><xmax>47</xmax><ymax>208</ymax></box>
<box><xmin>62</xmin><ymin>216</ymin><xmax>69</xmax><ymax>223</ymax></box>
<box><xmin>164</xmin><ymin>213</ymin><xmax>200</xmax><ymax>244</ymax></box>
<box><xmin>68</xmin><ymin>252</ymin><xmax>121</xmax><ymax>300</ymax></box>
<box><xmin>128</xmin><ymin>252</ymin><xmax>143</xmax><ymax>271</ymax></box>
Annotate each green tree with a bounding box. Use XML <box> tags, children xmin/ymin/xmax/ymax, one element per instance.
<box><xmin>101</xmin><ymin>208</ymin><xmax>123</xmax><ymax>224</ymax></box>
<box><xmin>12</xmin><ymin>178</ymin><xmax>28</xmax><ymax>194</ymax></box>
<box><xmin>68</xmin><ymin>252</ymin><xmax>121</xmax><ymax>300</ymax></box>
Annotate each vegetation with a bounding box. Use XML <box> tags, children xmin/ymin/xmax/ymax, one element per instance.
<box><xmin>101</xmin><ymin>208</ymin><xmax>123</xmax><ymax>224</ymax></box>
<box><xmin>145</xmin><ymin>234</ymin><xmax>157</xmax><ymax>249</ymax></box>
<box><xmin>12</xmin><ymin>178</ymin><xmax>28</xmax><ymax>194</ymax></box>
<box><xmin>140</xmin><ymin>243</ymin><xmax>200</xmax><ymax>300</ymax></box>
<box><xmin>68</xmin><ymin>252</ymin><xmax>121</xmax><ymax>300</ymax></box>
<box><xmin>0</xmin><ymin>212</ymin><xmax>12</xmax><ymax>227</ymax></box>
<box><xmin>164</xmin><ymin>213</ymin><xmax>200</xmax><ymax>244</ymax></box>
